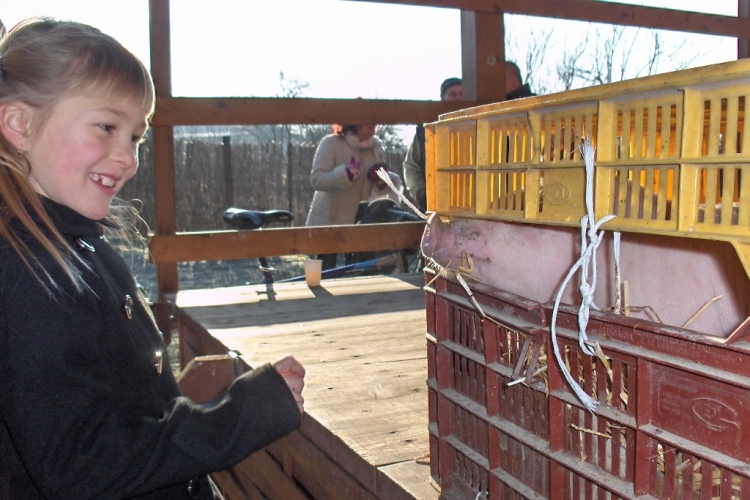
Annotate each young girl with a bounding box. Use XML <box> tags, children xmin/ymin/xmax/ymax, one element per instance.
<box><xmin>0</xmin><ymin>18</ymin><xmax>304</xmax><ymax>499</ymax></box>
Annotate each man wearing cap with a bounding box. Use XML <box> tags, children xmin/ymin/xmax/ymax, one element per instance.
<box><xmin>403</xmin><ymin>78</ymin><xmax>462</xmax><ymax>213</ymax></box>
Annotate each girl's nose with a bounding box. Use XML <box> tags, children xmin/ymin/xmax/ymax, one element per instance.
<box><xmin>114</xmin><ymin>144</ymin><xmax>138</xmax><ymax>171</ymax></box>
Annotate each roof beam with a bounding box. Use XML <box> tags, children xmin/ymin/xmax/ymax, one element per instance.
<box><xmin>151</xmin><ymin>97</ymin><xmax>472</xmax><ymax>126</ymax></box>
<box><xmin>350</xmin><ymin>0</ymin><xmax>750</xmax><ymax>38</ymax></box>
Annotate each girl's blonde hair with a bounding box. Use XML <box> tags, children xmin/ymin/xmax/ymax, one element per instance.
<box><xmin>0</xmin><ymin>18</ymin><xmax>155</xmax><ymax>291</ymax></box>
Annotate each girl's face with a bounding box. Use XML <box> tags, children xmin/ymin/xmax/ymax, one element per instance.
<box><xmin>355</xmin><ymin>124</ymin><xmax>377</xmax><ymax>142</ymax></box>
<box><xmin>24</xmin><ymin>95</ymin><xmax>149</xmax><ymax>220</ymax></box>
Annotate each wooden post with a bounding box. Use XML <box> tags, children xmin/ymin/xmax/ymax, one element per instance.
<box><xmin>149</xmin><ymin>0</ymin><xmax>179</xmax><ymax>299</ymax></box>
<box><xmin>223</xmin><ymin>136</ymin><xmax>233</xmax><ymax>207</ymax></box>
<box><xmin>740</xmin><ymin>0</ymin><xmax>750</xmax><ymax>59</ymax></box>
<box><xmin>287</xmin><ymin>142</ymin><xmax>294</xmax><ymax>215</ymax></box>
<box><xmin>460</xmin><ymin>9</ymin><xmax>506</xmax><ymax>103</ymax></box>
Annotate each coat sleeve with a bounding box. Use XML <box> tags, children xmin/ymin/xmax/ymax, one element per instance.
<box><xmin>310</xmin><ymin>136</ymin><xmax>353</xmax><ymax>192</ymax></box>
<box><xmin>402</xmin><ymin>132</ymin><xmax>426</xmax><ymax>207</ymax></box>
<box><xmin>0</xmin><ymin>253</ymin><xmax>301</xmax><ymax>499</ymax></box>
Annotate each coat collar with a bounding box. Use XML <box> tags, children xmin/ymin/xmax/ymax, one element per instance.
<box><xmin>40</xmin><ymin>196</ymin><xmax>112</xmax><ymax>237</ymax></box>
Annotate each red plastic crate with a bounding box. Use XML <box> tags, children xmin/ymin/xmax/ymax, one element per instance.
<box><xmin>437</xmin><ymin>392</ymin><xmax>491</xmax><ymax>500</ymax></box>
<box><xmin>427</xmin><ymin>332</ymin><xmax>439</xmax><ymax>483</ymax></box>
<box><xmin>428</xmin><ymin>273</ymin><xmax>750</xmax><ymax>500</ymax></box>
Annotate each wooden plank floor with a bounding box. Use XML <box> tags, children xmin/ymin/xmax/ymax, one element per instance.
<box><xmin>174</xmin><ymin>274</ymin><xmax>440</xmax><ymax>500</ymax></box>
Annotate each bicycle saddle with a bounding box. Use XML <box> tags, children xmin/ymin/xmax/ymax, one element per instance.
<box><xmin>223</xmin><ymin>208</ymin><xmax>294</xmax><ymax>230</ymax></box>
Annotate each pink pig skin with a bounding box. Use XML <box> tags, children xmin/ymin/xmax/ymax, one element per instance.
<box><xmin>422</xmin><ymin>215</ymin><xmax>750</xmax><ymax>338</ymax></box>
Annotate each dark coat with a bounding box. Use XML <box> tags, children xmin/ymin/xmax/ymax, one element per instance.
<box><xmin>507</xmin><ymin>83</ymin><xmax>535</xmax><ymax>100</ymax></box>
<box><xmin>0</xmin><ymin>198</ymin><xmax>301</xmax><ymax>499</ymax></box>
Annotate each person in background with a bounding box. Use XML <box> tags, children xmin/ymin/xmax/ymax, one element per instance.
<box><xmin>505</xmin><ymin>61</ymin><xmax>536</xmax><ymax>100</ymax></box>
<box><xmin>0</xmin><ymin>18</ymin><xmax>304</xmax><ymax>499</ymax></box>
<box><xmin>403</xmin><ymin>77</ymin><xmax>462</xmax><ymax>213</ymax></box>
<box><xmin>306</xmin><ymin>123</ymin><xmax>402</xmax><ymax>270</ymax></box>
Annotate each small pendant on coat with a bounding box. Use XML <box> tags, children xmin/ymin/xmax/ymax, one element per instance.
<box><xmin>153</xmin><ymin>350</ymin><xmax>163</xmax><ymax>376</ymax></box>
<box><xmin>122</xmin><ymin>294</ymin><xmax>134</xmax><ymax>319</ymax></box>
<box><xmin>74</xmin><ymin>237</ymin><xmax>95</xmax><ymax>252</ymax></box>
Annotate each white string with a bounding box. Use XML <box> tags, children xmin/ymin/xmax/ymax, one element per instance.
<box><xmin>549</xmin><ymin>138</ymin><xmax>615</xmax><ymax>413</ymax></box>
<box><xmin>375</xmin><ymin>167</ymin><xmax>428</xmax><ymax>221</ymax></box>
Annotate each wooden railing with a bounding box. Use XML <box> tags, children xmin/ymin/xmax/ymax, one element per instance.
<box><xmin>149</xmin><ymin>222</ymin><xmax>426</xmax><ymax>265</ymax></box>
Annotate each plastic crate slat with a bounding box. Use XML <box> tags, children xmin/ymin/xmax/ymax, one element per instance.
<box><xmin>548</xmin><ymin>450</ymin><xmax>637</xmax><ymax>500</ymax></box>
<box><xmin>437</xmin><ymin>291</ymin><xmax>545</xmax><ymax>333</ymax></box>
<box><xmin>593</xmin><ymin>336</ymin><xmax>750</xmax><ymax>390</ymax></box>
<box><xmin>550</xmin><ymin>313</ymin><xmax>750</xmax><ymax>383</ymax></box>
<box><xmin>442</xmin><ymin>340</ymin><xmax>486</xmax><ymax>366</ymax></box>
<box><xmin>491</xmin><ymin>465</ymin><xmax>547</xmax><ymax>500</ymax></box>
<box><xmin>640</xmin><ymin>424</ymin><xmax>750</xmax><ymax>474</ymax></box>
<box><xmin>428</xmin><ymin>422</ymin><xmax>439</xmax><ymax>437</ymax></box>
<box><xmin>441</xmin><ymin>388</ymin><xmax>489</xmax><ymax>420</ymax></box>
<box><xmin>443</xmin><ymin>434</ymin><xmax>489</xmax><ymax>471</ymax></box>
<box><xmin>488</xmin><ymin>406</ymin><xmax>634</xmax><ymax>498</ymax></box>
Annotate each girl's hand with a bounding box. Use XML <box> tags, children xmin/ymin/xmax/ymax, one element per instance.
<box><xmin>273</xmin><ymin>355</ymin><xmax>305</xmax><ymax>414</ymax></box>
<box><xmin>368</xmin><ymin>162</ymin><xmax>389</xmax><ymax>190</ymax></box>
<box><xmin>345</xmin><ymin>155</ymin><xmax>362</xmax><ymax>181</ymax></box>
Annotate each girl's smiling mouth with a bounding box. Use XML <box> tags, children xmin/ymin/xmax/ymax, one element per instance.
<box><xmin>89</xmin><ymin>173</ymin><xmax>117</xmax><ymax>187</ymax></box>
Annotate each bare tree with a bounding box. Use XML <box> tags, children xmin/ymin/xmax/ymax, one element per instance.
<box><xmin>277</xmin><ymin>72</ymin><xmax>404</xmax><ymax>150</ymax></box>
<box><xmin>506</xmin><ymin>27</ymin><xmax>554</xmax><ymax>94</ymax></box>
<box><xmin>642</xmin><ymin>30</ymin><xmax>701</xmax><ymax>74</ymax></box>
<box><xmin>523</xmin><ymin>28</ymin><xmax>552</xmax><ymax>94</ymax></box>
<box><xmin>510</xmin><ymin>19</ymin><xmax>709</xmax><ymax>95</ymax></box>
<box><xmin>571</xmin><ymin>25</ymin><xmax>639</xmax><ymax>86</ymax></box>
<box><xmin>556</xmin><ymin>35</ymin><xmax>589</xmax><ymax>91</ymax></box>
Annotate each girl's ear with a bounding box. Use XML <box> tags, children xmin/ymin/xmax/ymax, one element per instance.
<box><xmin>0</xmin><ymin>102</ymin><xmax>33</xmax><ymax>152</ymax></box>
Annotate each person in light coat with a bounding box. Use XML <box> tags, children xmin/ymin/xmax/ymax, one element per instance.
<box><xmin>306</xmin><ymin>124</ymin><xmax>402</xmax><ymax>270</ymax></box>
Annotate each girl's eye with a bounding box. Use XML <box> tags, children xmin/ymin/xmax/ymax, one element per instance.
<box><xmin>99</xmin><ymin>124</ymin><xmax>115</xmax><ymax>133</ymax></box>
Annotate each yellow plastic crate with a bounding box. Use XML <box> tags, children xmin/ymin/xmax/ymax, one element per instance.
<box><xmin>433</xmin><ymin>120</ymin><xmax>477</xmax><ymax>215</ymax></box>
<box><xmin>426</xmin><ymin>59</ymin><xmax>750</xmax><ymax>277</ymax></box>
<box><xmin>476</xmin><ymin>112</ymin><xmax>531</xmax><ymax>220</ymax></box>
<box><xmin>528</xmin><ymin>103</ymin><xmax>598</xmax><ymax>223</ymax></box>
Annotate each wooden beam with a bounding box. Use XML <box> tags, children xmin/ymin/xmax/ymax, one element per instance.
<box><xmin>148</xmin><ymin>0</ymin><xmax>171</xmax><ymax>97</ymax></box>
<box><xmin>351</xmin><ymin>0</ymin><xmax>750</xmax><ymax>39</ymax></box>
<box><xmin>741</xmin><ymin>0</ymin><xmax>750</xmax><ymax>59</ymax></box>
<box><xmin>152</xmin><ymin>127</ymin><xmax>176</xmax><ymax>237</ymax></box>
<box><xmin>149</xmin><ymin>223</ymin><xmax>426</xmax><ymax>264</ymax></box>
<box><xmin>152</xmin><ymin>97</ymin><xmax>473</xmax><ymax>126</ymax></box>
<box><xmin>152</xmin><ymin>125</ymin><xmax>178</xmax><ymax>296</ymax></box>
<box><xmin>149</xmin><ymin>0</ymin><xmax>179</xmax><ymax>298</ymax></box>
<box><xmin>461</xmin><ymin>10</ymin><xmax>506</xmax><ymax>103</ymax></box>
<box><xmin>461</xmin><ymin>11</ymin><xmax>478</xmax><ymax>102</ymax></box>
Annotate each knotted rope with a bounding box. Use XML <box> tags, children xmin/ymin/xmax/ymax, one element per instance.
<box><xmin>549</xmin><ymin>138</ymin><xmax>620</xmax><ymax>413</ymax></box>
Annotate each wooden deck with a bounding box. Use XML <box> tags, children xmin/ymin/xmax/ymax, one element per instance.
<box><xmin>173</xmin><ymin>273</ymin><xmax>440</xmax><ymax>500</ymax></box>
